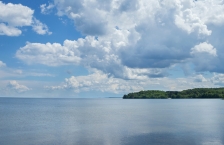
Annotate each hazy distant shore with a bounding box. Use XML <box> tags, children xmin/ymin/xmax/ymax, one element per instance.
<box><xmin>123</xmin><ymin>88</ymin><xmax>224</xmax><ymax>99</ymax></box>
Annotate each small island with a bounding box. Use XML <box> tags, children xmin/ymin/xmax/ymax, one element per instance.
<box><xmin>123</xmin><ymin>88</ymin><xmax>224</xmax><ymax>99</ymax></box>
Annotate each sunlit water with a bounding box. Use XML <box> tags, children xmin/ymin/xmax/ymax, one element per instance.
<box><xmin>0</xmin><ymin>98</ymin><xmax>224</xmax><ymax>145</ymax></box>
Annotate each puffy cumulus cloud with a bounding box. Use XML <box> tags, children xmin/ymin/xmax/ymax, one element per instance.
<box><xmin>0</xmin><ymin>1</ymin><xmax>51</xmax><ymax>36</ymax></box>
<box><xmin>54</xmin><ymin>0</ymin><xmax>109</xmax><ymax>36</ymax></box>
<box><xmin>15</xmin><ymin>30</ymin><xmax>126</xmax><ymax>74</ymax></box>
<box><xmin>174</xmin><ymin>0</ymin><xmax>224</xmax><ymax>36</ymax></box>
<box><xmin>16</xmin><ymin>0</ymin><xmax>224</xmax><ymax>80</ymax></box>
<box><xmin>174</xmin><ymin>5</ymin><xmax>212</xmax><ymax>36</ymax></box>
<box><xmin>0</xmin><ymin>1</ymin><xmax>33</xmax><ymax>26</ymax></box>
<box><xmin>16</xmin><ymin>41</ymin><xmax>81</xmax><ymax>66</ymax></box>
<box><xmin>191</xmin><ymin>42</ymin><xmax>217</xmax><ymax>56</ymax></box>
<box><xmin>196</xmin><ymin>0</ymin><xmax>224</xmax><ymax>26</ymax></box>
<box><xmin>0</xmin><ymin>60</ymin><xmax>6</xmax><ymax>67</ymax></box>
<box><xmin>6</xmin><ymin>80</ymin><xmax>31</xmax><ymax>93</ymax></box>
<box><xmin>16</xmin><ymin>30</ymin><xmax>167</xmax><ymax>79</ymax></box>
<box><xmin>45</xmin><ymin>71</ymin><xmax>144</xmax><ymax>93</ymax></box>
<box><xmin>53</xmin><ymin>0</ymin><xmax>224</xmax><ymax>36</ymax></box>
<box><xmin>190</xmin><ymin>42</ymin><xmax>221</xmax><ymax>72</ymax></box>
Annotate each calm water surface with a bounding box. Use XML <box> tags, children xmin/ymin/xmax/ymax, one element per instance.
<box><xmin>0</xmin><ymin>98</ymin><xmax>224</xmax><ymax>145</ymax></box>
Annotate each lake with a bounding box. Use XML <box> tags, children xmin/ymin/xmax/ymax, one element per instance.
<box><xmin>0</xmin><ymin>98</ymin><xmax>224</xmax><ymax>145</ymax></box>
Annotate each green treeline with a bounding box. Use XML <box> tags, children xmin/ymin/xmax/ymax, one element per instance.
<box><xmin>123</xmin><ymin>88</ymin><xmax>224</xmax><ymax>99</ymax></box>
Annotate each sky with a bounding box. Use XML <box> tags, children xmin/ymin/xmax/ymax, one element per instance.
<box><xmin>1</xmin><ymin>0</ymin><xmax>224</xmax><ymax>98</ymax></box>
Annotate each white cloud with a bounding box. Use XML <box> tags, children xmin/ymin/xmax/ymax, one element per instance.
<box><xmin>16</xmin><ymin>30</ymin><xmax>126</xmax><ymax>69</ymax></box>
<box><xmin>0</xmin><ymin>61</ymin><xmax>6</xmax><ymax>67</ymax></box>
<box><xmin>32</xmin><ymin>18</ymin><xmax>52</xmax><ymax>35</ymax></box>
<box><xmin>15</xmin><ymin>0</ymin><xmax>224</xmax><ymax>82</ymax></box>
<box><xmin>174</xmin><ymin>0</ymin><xmax>224</xmax><ymax>36</ymax></box>
<box><xmin>0</xmin><ymin>1</ymin><xmax>51</xmax><ymax>36</ymax></box>
<box><xmin>191</xmin><ymin>42</ymin><xmax>217</xmax><ymax>56</ymax></box>
<box><xmin>16</xmin><ymin>41</ymin><xmax>80</xmax><ymax>66</ymax></box>
<box><xmin>6</xmin><ymin>80</ymin><xmax>31</xmax><ymax>93</ymax></box>
<box><xmin>40</xmin><ymin>3</ymin><xmax>55</xmax><ymax>14</ymax></box>
<box><xmin>53</xmin><ymin>0</ymin><xmax>224</xmax><ymax>37</ymax></box>
<box><xmin>45</xmin><ymin>71</ymin><xmax>218</xmax><ymax>95</ymax></box>
<box><xmin>174</xmin><ymin>8</ymin><xmax>212</xmax><ymax>36</ymax></box>
<box><xmin>190</xmin><ymin>42</ymin><xmax>219</xmax><ymax>72</ymax></box>
<box><xmin>0</xmin><ymin>23</ymin><xmax>21</xmax><ymax>36</ymax></box>
<box><xmin>16</xmin><ymin>31</ymin><xmax>167</xmax><ymax>79</ymax></box>
<box><xmin>195</xmin><ymin>0</ymin><xmax>224</xmax><ymax>26</ymax></box>
<box><xmin>1</xmin><ymin>0</ymin><xmax>223</xmax><ymax>97</ymax></box>
<box><xmin>45</xmin><ymin>71</ymin><xmax>144</xmax><ymax>93</ymax></box>
<box><xmin>0</xmin><ymin>1</ymin><xmax>33</xmax><ymax>26</ymax></box>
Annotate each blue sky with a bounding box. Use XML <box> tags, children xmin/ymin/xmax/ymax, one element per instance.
<box><xmin>1</xmin><ymin>0</ymin><xmax>224</xmax><ymax>98</ymax></box>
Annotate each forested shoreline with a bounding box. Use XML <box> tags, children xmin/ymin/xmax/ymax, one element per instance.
<box><xmin>123</xmin><ymin>88</ymin><xmax>224</xmax><ymax>99</ymax></box>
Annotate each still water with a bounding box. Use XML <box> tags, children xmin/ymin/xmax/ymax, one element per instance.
<box><xmin>0</xmin><ymin>98</ymin><xmax>224</xmax><ymax>145</ymax></box>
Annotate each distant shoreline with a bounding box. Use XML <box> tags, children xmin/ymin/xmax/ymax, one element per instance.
<box><xmin>123</xmin><ymin>88</ymin><xmax>224</xmax><ymax>99</ymax></box>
